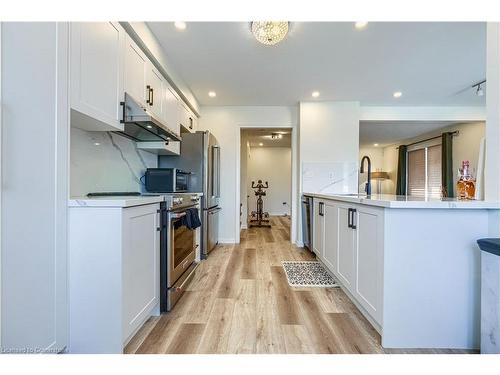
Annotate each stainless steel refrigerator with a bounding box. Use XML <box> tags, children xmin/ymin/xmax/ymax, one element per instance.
<box><xmin>159</xmin><ymin>131</ymin><xmax>221</xmax><ymax>258</ymax></box>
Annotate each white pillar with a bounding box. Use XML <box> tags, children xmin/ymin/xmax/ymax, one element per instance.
<box><xmin>486</xmin><ymin>23</ymin><xmax>500</xmax><ymax>235</ymax></box>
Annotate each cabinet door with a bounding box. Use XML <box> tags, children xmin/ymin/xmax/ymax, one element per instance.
<box><xmin>124</xmin><ymin>35</ymin><xmax>147</xmax><ymax>106</ymax></box>
<box><xmin>354</xmin><ymin>206</ymin><xmax>383</xmax><ymax>323</ymax></box>
<box><xmin>312</xmin><ymin>199</ymin><xmax>324</xmax><ymax>259</ymax></box>
<box><xmin>70</xmin><ymin>22</ymin><xmax>124</xmax><ymax>131</ymax></box>
<box><xmin>323</xmin><ymin>201</ymin><xmax>339</xmax><ymax>274</ymax></box>
<box><xmin>164</xmin><ymin>84</ymin><xmax>181</xmax><ymax>136</ymax></box>
<box><xmin>178</xmin><ymin>101</ymin><xmax>190</xmax><ymax>129</ymax></box>
<box><xmin>145</xmin><ymin>61</ymin><xmax>165</xmax><ymax>120</ymax></box>
<box><xmin>337</xmin><ymin>205</ymin><xmax>356</xmax><ymax>291</ymax></box>
<box><xmin>122</xmin><ymin>204</ymin><xmax>160</xmax><ymax>342</ymax></box>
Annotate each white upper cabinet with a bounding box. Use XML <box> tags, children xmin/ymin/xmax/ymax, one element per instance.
<box><xmin>144</xmin><ymin>61</ymin><xmax>165</xmax><ymax>120</ymax></box>
<box><xmin>164</xmin><ymin>84</ymin><xmax>181</xmax><ymax>136</ymax></box>
<box><xmin>70</xmin><ymin>22</ymin><xmax>125</xmax><ymax>131</ymax></box>
<box><xmin>124</xmin><ymin>35</ymin><xmax>147</xmax><ymax>106</ymax></box>
<box><xmin>70</xmin><ymin>23</ymin><xmax>196</xmax><ymax>137</ymax></box>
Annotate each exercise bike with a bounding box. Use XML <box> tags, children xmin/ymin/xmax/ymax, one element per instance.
<box><xmin>249</xmin><ymin>180</ymin><xmax>271</xmax><ymax>228</ymax></box>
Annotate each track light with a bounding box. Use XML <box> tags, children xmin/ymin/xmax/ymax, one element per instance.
<box><xmin>473</xmin><ymin>80</ymin><xmax>486</xmax><ymax>97</ymax></box>
<box><xmin>476</xmin><ymin>84</ymin><xmax>484</xmax><ymax>97</ymax></box>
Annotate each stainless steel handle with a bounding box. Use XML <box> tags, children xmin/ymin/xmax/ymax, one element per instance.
<box><xmin>174</xmin><ymin>263</ymin><xmax>199</xmax><ymax>291</ymax></box>
<box><xmin>146</xmin><ymin>85</ymin><xmax>151</xmax><ymax>104</ymax></box>
<box><xmin>351</xmin><ymin>208</ymin><xmax>357</xmax><ymax>230</ymax></box>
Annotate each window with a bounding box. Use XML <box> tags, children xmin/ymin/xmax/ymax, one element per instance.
<box><xmin>407</xmin><ymin>144</ymin><xmax>442</xmax><ymax>198</ymax></box>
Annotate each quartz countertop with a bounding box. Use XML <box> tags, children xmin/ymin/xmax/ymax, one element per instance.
<box><xmin>68</xmin><ymin>195</ymin><xmax>165</xmax><ymax>208</ymax></box>
<box><xmin>303</xmin><ymin>192</ymin><xmax>500</xmax><ymax>209</ymax></box>
<box><xmin>69</xmin><ymin>192</ymin><xmax>205</xmax><ymax>208</ymax></box>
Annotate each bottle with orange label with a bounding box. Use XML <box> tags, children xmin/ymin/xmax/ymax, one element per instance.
<box><xmin>457</xmin><ymin>160</ymin><xmax>476</xmax><ymax>200</ymax></box>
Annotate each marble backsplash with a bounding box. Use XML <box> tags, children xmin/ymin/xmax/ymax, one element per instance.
<box><xmin>302</xmin><ymin>161</ymin><xmax>358</xmax><ymax>194</ymax></box>
<box><xmin>70</xmin><ymin>127</ymin><xmax>157</xmax><ymax>197</ymax></box>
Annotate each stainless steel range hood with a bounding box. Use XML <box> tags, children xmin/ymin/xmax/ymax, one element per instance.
<box><xmin>116</xmin><ymin>93</ymin><xmax>181</xmax><ymax>142</ymax></box>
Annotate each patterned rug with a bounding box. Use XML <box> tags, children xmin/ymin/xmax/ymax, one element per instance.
<box><xmin>282</xmin><ymin>261</ymin><xmax>339</xmax><ymax>288</ymax></box>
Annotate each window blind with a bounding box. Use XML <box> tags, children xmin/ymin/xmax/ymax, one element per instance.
<box><xmin>407</xmin><ymin>149</ymin><xmax>426</xmax><ymax>197</ymax></box>
<box><xmin>427</xmin><ymin>144</ymin><xmax>442</xmax><ymax>198</ymax></box>
<box><xmin>407</xmin><ymin>144</ymin><xmax>442</xmax><ymax>198</ymax></box>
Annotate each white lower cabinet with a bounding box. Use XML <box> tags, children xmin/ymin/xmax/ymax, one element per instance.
<box><xmin>69</xmin><ymin>203</ymin><xmax>161</xmax><ymax>353</ymax></box>
<box><xmin>323</xmin><ymin>201</ymin><xmax>339</xmax><ymax>272</ymax></box>
<box><xmin>313</xmin><ymin>198</ymin><xmax>383</xmax><ymax>326</ymax></box>
<box><xmin>353</xmin><ymin>205</ymin><xmax>384</xmax><ymax>324</ymax></box>
<box><xmin>312</xmin><ymin>199</ymin><xmax>324</xmax><ymax>258</ymax></box>
<box><xmin>122</xmin><ymin>205</ymin><xmax>161</xmax><ymax>342</ymax></box>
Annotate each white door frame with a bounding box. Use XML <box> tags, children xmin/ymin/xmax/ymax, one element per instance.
<box><xmin>235</xmin><ymin>124</ymin><xmax>298</xmax><ymax>245</ymax></box>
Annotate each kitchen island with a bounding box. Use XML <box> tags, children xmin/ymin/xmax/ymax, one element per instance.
<box><xmin>304</xmin><ymin>192</ymin><xmax>500</xmax><ymax>350</ymax></box>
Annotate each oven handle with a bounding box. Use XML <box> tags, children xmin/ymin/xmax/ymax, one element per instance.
<box><xmin>172</xmin><ymin>262</ymin><xmax>199</xmax><ymax>292</ymax></box>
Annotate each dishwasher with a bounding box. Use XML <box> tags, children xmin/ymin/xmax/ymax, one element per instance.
<box><xmin>301</xmin><ymin>195</ymin><xmax>314</xmax><ymax>251</ymax></box>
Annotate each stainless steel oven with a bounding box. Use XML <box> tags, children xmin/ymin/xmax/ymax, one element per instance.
<box><xmin>159</xmin><ymin>194</ymin><xmax>200</xmax><ymax>312</ymax></box>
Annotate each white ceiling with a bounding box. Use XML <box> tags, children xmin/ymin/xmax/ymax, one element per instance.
<box><xmin>148</xmin><ymin>22</ymin><xmax>486</xmax><ymax>106</ymax></box>
<box><xmin>241</xmin><ymin>128</ymin><xmax>292</xmax><ymax>147</ymax></box>
<box><xmin>359</xmin><ymin>120</ymin><xmax>459</xmax><ymax>147</ymax></box>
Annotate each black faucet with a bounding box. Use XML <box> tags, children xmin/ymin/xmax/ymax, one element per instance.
<box><xmin>360</xmin><ymin>156</ymin><xmax>372</xmax><ymax>196</ymax></box>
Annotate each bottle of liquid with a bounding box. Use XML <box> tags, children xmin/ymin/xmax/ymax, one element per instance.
<box><xmin>457</xmin><ymin>160</ymin><xmax>476</xmax><ymax>200</ymax></box>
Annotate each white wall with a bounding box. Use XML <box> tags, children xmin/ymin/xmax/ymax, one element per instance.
<box><xmin>247</xmin><ymin>147</ymin><xmax>292</xmax><ymax>217</ymax></box>
<box><xmin>380</xmin><ymin>122</ymin><xmax>486</xmax><ymax>196</ymax></box>
<box><xmin>199</xmin><ymin>106</ymin><xmax>298</xmax><ymax>243</ymax></box>
<box><xmin>70</xmin><ymin>127</ymin><xmax>157</xmax><ymax>197</ymax></box>
<box><xmin>299</xmin><ymin>102</ymin><xmax>360</xmax><ymax>195</ymax></box>
<box><xmin>240</xmin><ymin>135</ymin><xmax>250</xmax><ymax>229</ymax></box>
<box><xmin>1</xmin><ymin>22</ymin><xmax>69</xmax><ymax>352</ymax></box>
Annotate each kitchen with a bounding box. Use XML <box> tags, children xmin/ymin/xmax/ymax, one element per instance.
<box><xmin>1</xmin><ymin>8</ymin><xmax>500</xmax><ymax>370</ymax></box>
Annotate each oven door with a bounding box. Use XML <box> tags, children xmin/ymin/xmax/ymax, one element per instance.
<box><xmin>168</xmin><ymin>211</ymin><xmax>196</xmax><ymax>286</ymax></box>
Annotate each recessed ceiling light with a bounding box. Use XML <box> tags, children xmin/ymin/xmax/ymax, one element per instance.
<box><xmin>311</xmin><ymin>91</ymin><xmax>320</xmax><ymax>98</ymax></box>
<box><xmin>146</xmin><ymin>125</ymin><xmax>153</xmax><ymax>129</ymax></box>
<box><xmin>93</xmin><ymin>142</ymin><xmax>100</xmax><ymax>146</ymax></box>
<box><xmin>208</xmin><ymin>91</ymin><xmax>216</xmax><ymax>98</ymax></box>
<box><xmin>355</xmin><ymin>22</ymin><xmax>368</xmax><ymax>30</ymax></box>
<box><xmin>174</xmin><ymin>22</ymin><xmax>186</xmax><ymax>30</ymax></box>
<box><xmin>259</xmin><ymin>142</ymin><xmax>264</xmax><ymax>146</ymax></box>
<box><xmin>373</xmin><ymin>143</ymin><xmax>379</xmax><ymax>147</ymax></box>
<box><xmin>393</xmin><ymin>91</ymin><xmax>402</xmax><ymax>98</ymax></box>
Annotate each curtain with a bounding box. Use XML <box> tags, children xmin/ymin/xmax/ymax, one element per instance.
<box><xmin>395</xmin><ymin>145</ymin><xmax>407</xmax><ymax>195</ymax></box>
<box><xmin>441</xmin><ymin>132</ymin><xmax>454</xmax><ymax>197</ymax></box>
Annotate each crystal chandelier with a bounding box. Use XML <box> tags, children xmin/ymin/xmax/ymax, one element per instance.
<box><xmin>251</xmin><ymin>22</ymin><xmax>289</xmax><ymax>46</ymax></box>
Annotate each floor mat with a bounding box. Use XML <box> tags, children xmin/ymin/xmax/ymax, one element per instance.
<box><xmin>282</xmin><ymin>261</ymin><xmax>339</xmax><ymax>287</ymax></box>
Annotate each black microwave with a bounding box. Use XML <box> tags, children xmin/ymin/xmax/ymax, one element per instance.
<box><xmin>144</xmin><ymin>168</ymin><xmax>191</xmax><ymax>193</ymax></box>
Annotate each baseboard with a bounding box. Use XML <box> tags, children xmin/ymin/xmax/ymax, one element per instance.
<box><xmin>295</xmin><ymin>240</ymin><xmax>304</xmax><ymax>247</ymax></box>
<box><xmin>240</xmin><ymin>224</ymin><xmax>248</xmax><ymax>229</ymax></box>
<box><xmin>218</xmin><ymin>238</ymin><xmax>236</xmax><ymax>244</ymax></box>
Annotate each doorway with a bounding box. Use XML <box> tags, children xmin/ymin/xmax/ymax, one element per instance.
<box><xmin>239</xmin><ymin>128</ymin><xmax>293</xmax><ymax>240</ymax></box>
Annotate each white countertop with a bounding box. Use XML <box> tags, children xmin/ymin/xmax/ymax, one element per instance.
<box><xmin>304</xmin><ymin>192</ymin><xmax>500</xmax><ymax>209</ymax></box>
<box><xmin>69</xmin><ymin>195</ymin><xmax>165</xmax><ymax>208</ymax></box>
<box><xmin>69</xmin><ymin>192</ymin><xmax>205</xmax><ymax>208</ymax></box>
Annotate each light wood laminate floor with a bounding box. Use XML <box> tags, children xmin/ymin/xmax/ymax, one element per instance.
<box><xmin>125</xmin><ymin>216</ymin><xmax>475</xmax><ymax>354</ymax></box>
